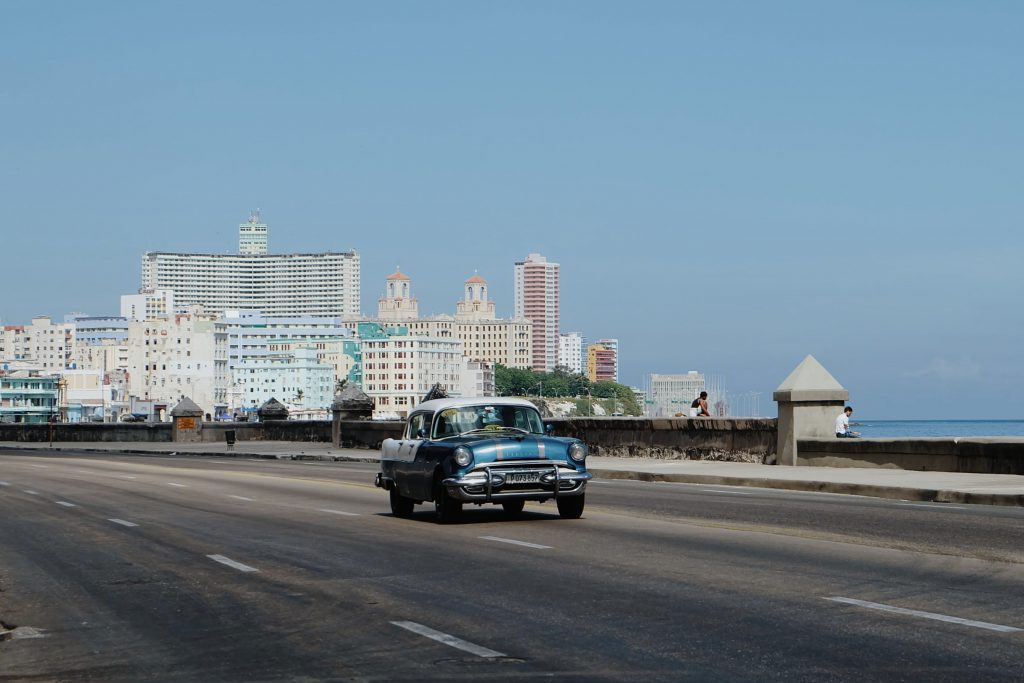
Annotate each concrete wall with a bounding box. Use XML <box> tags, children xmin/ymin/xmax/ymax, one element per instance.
<box><xmin>199</xmin><ymin>420</ymin><xmax>404</xmax><ymax>450</ymax></box>
<box><xmin>0</xmin><ymin>422</ymin><xmax>172</xmax><ymax>442</ymax></box>
<box><xmin>0</xmin><ymin>417</ymin><xmax>777</xmax><ymax>460</ymax></box>
<box><xmin>799</xmin><ymin>438</ymin><xmax>1024</xmax><ymax>475</ymax></box>
<box><xmin>550</xmin><ymin>417</ymin><xmax>778</xmax><ymax>462</ymax></box>
<box><xmin>6</xmin><ymin>420</ymin><xmax>1024</xmax><ymax>475</ymax></box>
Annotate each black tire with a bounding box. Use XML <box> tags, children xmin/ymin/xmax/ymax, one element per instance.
<box><xmin>501</xmin><ymin>499</ymin><xmax>525</xmax><ymax>516</ymax></box>
<box><xmin>390</xmin><ymin>488</ymin><xmax>415</xmax><ymax>518</ymax></box>
<box><xmin>434</xmin><ymin>481</ymin><xmax>462</xmax><ymax>524</ymax></box>
<box><xmin>556</xmin><ymin>494</ymin><xmax>585</xmax><ymax>519</ymax></box>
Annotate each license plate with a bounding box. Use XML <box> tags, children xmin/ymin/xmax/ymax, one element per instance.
<box><xmin>505</xmin><ymin>471</ymin><xmax>540</xmax><ymax>485</ymax></box>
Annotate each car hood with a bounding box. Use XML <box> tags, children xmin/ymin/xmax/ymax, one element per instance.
<box><xmin>448</xmin><ymin>433</ymin><xmax>579</xmax><ymax>463</ymax></box>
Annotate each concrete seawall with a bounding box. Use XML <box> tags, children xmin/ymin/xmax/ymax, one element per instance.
<box><xmin>798</xmin><ymin>438</ymin><xmax>1024</xmax><ymax>475</ymax></box>
<box><xmin>550</xmin><ymin>417</ymin><xmax>777</xmax><ymax>463</ymax></box>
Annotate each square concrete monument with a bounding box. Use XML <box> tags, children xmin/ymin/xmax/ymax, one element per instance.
<box><xmin>773</xmin><ymin>355</ymin><xmax>849</xmax><ymax>465</ymax></box>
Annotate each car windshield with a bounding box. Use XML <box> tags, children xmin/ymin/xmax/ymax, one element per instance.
<box><xmin>433</xmin><ymin>404</ymin><xmax>545</xmax><ymax>438</ymax></box>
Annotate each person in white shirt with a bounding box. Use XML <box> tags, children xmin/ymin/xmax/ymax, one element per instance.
<box><xmin>835</xmin><ymin>406</ymin><xmax>859</xmax><ymax>438</ymax></box>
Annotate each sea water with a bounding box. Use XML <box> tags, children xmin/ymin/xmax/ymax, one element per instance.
<box><xmin>851</xmin><ymin>420</ymin><xmax>1024</xmax><ymax>438</ymax></box>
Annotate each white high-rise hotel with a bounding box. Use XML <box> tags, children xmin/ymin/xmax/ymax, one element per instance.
<box><xmin>514</xmin><ymin>253</ymin><xmax>560</xmax><ymax>372</ymax></box>
<box><xmin>141</xmin><ymin>212</ymin><xmax>360</xmax><ymax>318</ymax></box>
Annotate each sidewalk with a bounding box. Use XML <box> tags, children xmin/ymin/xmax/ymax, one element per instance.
<box><xmin>3</xmin><ymin>441</ymin><xmax>1024</xmax><ymax>507</ymax></box>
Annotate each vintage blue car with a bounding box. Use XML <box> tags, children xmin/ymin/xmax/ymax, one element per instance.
<box><xmin>374</xmin><ymin>397</ymin><xmax>592</xmax><ymax>522</ymax></box>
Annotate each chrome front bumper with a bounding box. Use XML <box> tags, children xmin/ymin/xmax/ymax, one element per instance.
<box><xmin>441</xmin><ymin>463</ymin><xmax>591</xmax><ymax>502</ymax></box>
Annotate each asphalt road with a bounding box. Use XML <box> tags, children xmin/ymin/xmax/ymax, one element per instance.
<box><xmin>2</xmin><ymin>450</ymin><xmax>1022</xmax><ymax>682</ymax></box>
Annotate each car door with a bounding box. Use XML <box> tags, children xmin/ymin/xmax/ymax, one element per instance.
<box><xmin>393</xmin><ymin>411</ymin><xmax>430</xmax><ymax>498</ymax></box>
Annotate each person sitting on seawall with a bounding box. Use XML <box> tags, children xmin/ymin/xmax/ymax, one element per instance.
<box><xmin>835</xmin><ymin>406</ymin><xmax>861</xmax><ymax>438</ymax></box>
<box><xmin>689</xmin><ymin>391</ymin><xmax>711</xmax><ymax>417</ymax></box>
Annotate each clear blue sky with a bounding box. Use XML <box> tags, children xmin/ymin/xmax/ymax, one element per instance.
<box><xmin>2</xmin><ymin>1</ymin><xmax>1021</xmax><ymax>419</ymax></box>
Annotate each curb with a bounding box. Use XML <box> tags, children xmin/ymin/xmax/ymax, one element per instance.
<box><xmin>2</xmin><ymin>445</ymin><xmax>379</xmax><ymax>464</ymax></box>
<box><xmin>589</xmin><ymin>469</ymin><xmax>1024</xmax><ymax>507</ymax></box>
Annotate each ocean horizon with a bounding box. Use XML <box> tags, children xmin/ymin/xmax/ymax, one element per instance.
<box><xmin>844</xmin><ymin>419</ymin><xmax>1024</xmax><ymax>439</ymax></box>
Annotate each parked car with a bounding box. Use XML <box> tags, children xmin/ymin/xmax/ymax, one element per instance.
<box><xmin>375</xmin><ymin>397</ymin><xmax>592</xmax><ymax>522</ymax></box>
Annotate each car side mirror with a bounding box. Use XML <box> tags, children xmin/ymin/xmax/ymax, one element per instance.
<box><xmin>545</xmin><ymin>423</ymin><xmax>554</xmax><ymax>435</ymax></box>
<box><xmin>417</xmin><ymin>427</ymin><xmax>429</xmax><ymax>439</ymax></box>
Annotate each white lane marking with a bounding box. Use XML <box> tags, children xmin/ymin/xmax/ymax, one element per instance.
<box><xmin>166</xmin><ymin>482</ymin><xmax>189</xmax><ymax>488</ymax></box>
<box><xmin>697</xmin><ymin>488</ymin><xmax>754</xmax><ymax>496</ymax></box>
<box><xmin>24</xmin><ymin>490</ymin><xmax>40</xmax><ymax>495</ymax></box>
<box><xmin>28</xmin><ymin>464</ymin><xmax>49</xmax><ymax>469</ymax></box>
<box><xmin>319</xmin><ymin>508</ymin><xmax>360</xmax><ymax>516</ymax></box>
<box><xmin>207</xmin><ymin>554</ymin><xmax>259</xmax><ymax>573</ymax></box>
<box><xmin>118</xmin><ymin>475</ymin><xmax>137</xmax><ymax>479</ymax></box>
<box><xmin>108</xmin><ymin>518</ymin><xmax>138</xmax><ymax>527</ymax></box>
<box><xmin>0</xmin><ymin>481</ymin><xmax>9</xmax><ymax>486</ymax></box>
<box><xmin>391</xmin><ymin>621</ymin><xmax>506</xmax><ymax>658</ymax></box>
<box><xmin>229</xmin><ymin>495</ymin><xmax>255</xmax><ymax>501</ymax></box>
<box><xmin>55</xmin><ymin>501</ymin><xmax>77</xmax><ymax>507</ymax></box>
<box><xmin>824</xmin><ymin>597</ymin><xmax>1023</xmax><ymax>633</ymax></box>
<box><xmin>896</xmin><ymin>503</ymin><xmax>968</xmax><ymax>510</ymax></box>
<box><xmin>479</xmin><ymin>536</ymin><xmax>552</xmax><ymax>550</ymax></box>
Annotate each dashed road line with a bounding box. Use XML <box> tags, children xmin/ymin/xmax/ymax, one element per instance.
<box><xmin>55</xmin><ymin>501</ymin><xmax>77</xmax><ymax>507</ymax></box>
<box><xmin>207</xmin><ymin>554</ymin><xmax>259</xmax><ymax>573</ymax></box>
<box><xmin>117</xmin><ymin>475</ymin><xmax>137</xmax><ymax>480</ymax></box>
<box><xmin>896</xmin><ymin>503</ymin><xmax>968</xmax><ymax>510</ymax></box>
<box><xmin>391</xmin><ymin>621</ymin><xmax>506</xmax><ymax>658</ymax></box>
<box><xmin>28</xmin><ymin>464</ymin><xmax>49</xmax><ymax>469</ymax></box>
<box><xmin>319</xmin><ymin>508</ymin><xmax>360</xmax><ymax>516</ymax></box>
<box><xmin>108</xmin><ymin>518</ymin><xmax>139</xmax><ymax>528</ymax></box>
<box><xmin>0</xmin><ymin>481</ymin><xmax>10</xmax><ymax>486</ymax></box>
<box><xmin>229</xmin><ymin>495</ymin><xmax>255</xmax><ymax>501</ymax></box>
<box><xmin>166</xmin><ymin>482</ymin><xmax>189</xmax><ymax>488</ymax></box>
<box><xmin>24</xmin><ymin>490</ymin><xmax>39</xmax><ymax>495</ymax></box>
<box><xmin>824</xmin><ymin>597</ymin><xmax>1022</xmax><ymax>633</ymax></box>
<box><xmin>479</xmin><ymin>536</ymin><xmax>552</xmax><ymax>550</ymax></box>
<box><xmin>697</xmin><ymin>488</ymin><xmax>754</xmax><ymax>496</ymax></box>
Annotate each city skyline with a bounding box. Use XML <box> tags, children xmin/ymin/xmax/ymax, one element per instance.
<box><xmin>3</xmin><ymin>2</ymin><xmax>1021</xmax><ymax>419</ymax></box>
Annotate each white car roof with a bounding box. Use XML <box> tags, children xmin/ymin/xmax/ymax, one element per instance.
<box><xmin>415</xmin><ymin>397</ymin><xmax>539</xmax><ymax>414</ymax></box>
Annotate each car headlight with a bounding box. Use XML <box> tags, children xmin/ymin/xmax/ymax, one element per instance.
<box><xmin>454</xmin><ymin>446</ymin><xmax>473</xmax><ymax>467</ymax></box>
<box><xmin>568</xmin><ymin>442</ymin><xmax>586</xmax><ymax>462</ymax></box>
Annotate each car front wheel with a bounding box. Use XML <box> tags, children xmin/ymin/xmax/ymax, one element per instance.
<box><xmin>556</xmin><ymin>494</ymin><xmax>585</xmax><ymax>519</ymax></box>
<box><xmin>434</xmin><ymin>481</ymin><xmax>462</xmax><ymax>524</ymax></box>
<box><xmin>390</xmin><ymin>488</ymin><xmax>415</xmax><ymax>518</ymax></box>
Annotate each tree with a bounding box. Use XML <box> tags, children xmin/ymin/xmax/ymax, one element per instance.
<box><xmin>494</xmin><ymin>365</ymin><xmax>538</xmax><ymax>396</ymax></box>
<box><xmin>494</xmin><ymin>365</ymin><xmax>639</xmax><ymax>414</ymax></box>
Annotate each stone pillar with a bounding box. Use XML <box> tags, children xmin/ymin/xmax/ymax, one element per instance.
<box><xmin>170</xmin><ymin>397</ymin><xmax>204</xmax><ymax>443</ymax></box>
<box><xmin>331</xmin><ymin>385</ymin><xmax>373</xmax><ymax>447</ymax></box>
<box><xmin>773</xmin><ymin>355</ymin><xmax>849</xmax><ymax>466</ymax></box>
<box><xmin>257</xmin><ymin>398</ymin><xmax>290</xmax><ymax>422</ymax></box>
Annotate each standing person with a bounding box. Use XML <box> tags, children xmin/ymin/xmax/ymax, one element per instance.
<box><xmin>689</xmin><ymin>391</ymin><xmax>711</xmax><ymax>417</ymax></box>
<box><xmin>835</xmin><ymin>406</ymin><xmax>860</xmax><ymax>438</ymax></box>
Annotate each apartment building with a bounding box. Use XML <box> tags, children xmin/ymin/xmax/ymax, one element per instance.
<box><xmin>126</xmin><ymin>308</ymin><xmax>228</xmax><ymax>419</ymax></box>
<box><xmin>558</xmin><ymin>332</ymin><xmax>585</xmax><ymax>374</ymax></box>
<box><xmin>140</xmin><ymin>214</ymin><xmax>360</xmax><ymax>318</ymax></box>
<box><xmin>514</xmin><ymin>252</ymin><xmax>559</xmax><ymax>372</ymax></box>
<box><xmin>646</xmin><ymin>371</ymin><xmax>706</xmax><ymax>417</ymax></box>
<box><xmin>587</xmin><ymin>341</ymin><xmax>618</xmax><ymax>383</ymax></box>
<box><xmin>0</xmin><ymin>371</ymin><xmax>59</xmax><ymax>423</ymax></box>
<box><xmin>121</xmin><ymin>289</ymin><xmax>175</xmax><ymax>322</ymax></box>
<box><xmin>234</xmin><ymin>346</ymin><xmax>335</xmax><ymax>417</ymax></box>
<box><xmin>3</xmin><ymin>316</ymin><xmax>77</xmax><ymax>372</ymax></box>
<box><xmin>359</xmin><ymin>323</ymin><xmax>463</xmax><ymax>417</ymax></box>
